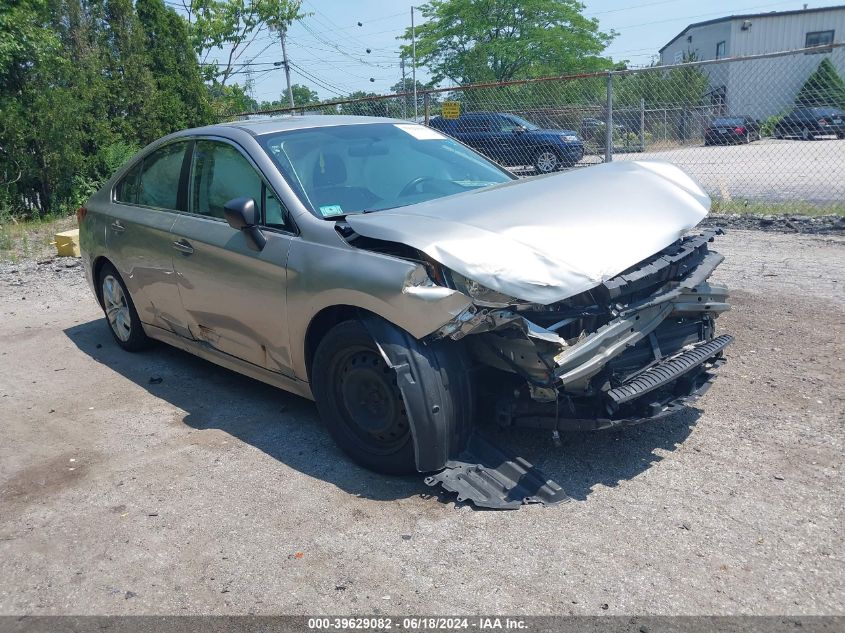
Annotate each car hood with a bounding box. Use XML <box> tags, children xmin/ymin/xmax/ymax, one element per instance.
<box><xmin>346</xmin><ymin>160</ymin><xmax>710</xmax><ymax>305</ymax></box>
<box><xmin>528</xmin><ymin>128</ymin><xmax>579</xmax><ymax>139</ymax></box>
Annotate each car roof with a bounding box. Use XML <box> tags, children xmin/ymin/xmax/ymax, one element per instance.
<box><xmin>190</xmin><ymin>115</ymin><xmax>412</xmax><ymax>137</ymax></box>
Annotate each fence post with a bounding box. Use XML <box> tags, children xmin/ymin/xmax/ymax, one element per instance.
<box><xmin>424</xmin><ymin>92</ymin><xmax>430</xmax><ymax>125</ymax></box>
<box><xmin>604</xmin><ymin>72</ymin><xmax>613</xmax><ymax>163</ymax></box>
<box><xmin>639</xmin><ymin>98</ymin><xmax>645</xmax><ymax>151</ymax></box>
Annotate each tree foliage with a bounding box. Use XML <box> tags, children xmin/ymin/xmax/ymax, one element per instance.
<box><xmin>615</xmin><ymin>54</ymin><xmax>710</xmax><ymax>108</ymax></box>
<box><xmin>0</xmin><ymin>0</ymin><xmax>212</xmax><ymax>216</ymax></box>
<box><xmin>399</xmin><ymin>0</ymin><xmax>615</xmax><ymax>85</ymax></box>
<box><xmin>258</xmin><ymin>84</ymin><xmax>321</xmax><ymax>110</ymax></box>
<box><xmin>182</xmin><ymin>0</ymin><xmax>303</xmax><ymax>84</ymax></box>
<box><xmin>795</xmin><ymin>58</ymin><xmax>845</xmax><ymax>109</ymax></box>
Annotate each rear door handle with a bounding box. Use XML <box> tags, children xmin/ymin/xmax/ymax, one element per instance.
<box><xmin>172</xmin><ymin>239</ymin><xmax>194</xmax><ymax>255</ymax></box>
<box><xmin>110</xmin><ymin>221</ymin><xmax>125</xmax><ymax>233</ymax></box>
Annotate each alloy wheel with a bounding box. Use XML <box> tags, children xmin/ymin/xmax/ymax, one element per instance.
<box><xmin>535</xmin><ymin>151</ymin><xmax>559</xmax><ymax>173</ymax></box>
<box><xmin>102</xmin><ymin>274</ymin><xmax>132</xmax><ymax>342</ymax></box>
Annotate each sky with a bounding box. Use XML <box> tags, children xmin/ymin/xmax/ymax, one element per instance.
<box><xmin>205</xmin><ymin>0</ymin><xmax>845</xmax><ymax>103</ymax></box>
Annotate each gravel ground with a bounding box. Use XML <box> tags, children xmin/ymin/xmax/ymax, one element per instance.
<box><xmin>701</xmin><ymin>214</ymin><xmax>845</xmax><ymax>234</ymax></box>
<box><xmin>0</xmin><ymin>230</ymin><xmax>843</xmax><ymax>616</ymax></box>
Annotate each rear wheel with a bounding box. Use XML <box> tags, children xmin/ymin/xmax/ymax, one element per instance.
<box><xmin>97</xmin><ymin>262</ymin><xmax>151</xmax><ymax>352</ymax></box>
<box><xmin>311</xmin><ymin>320</ymin><xmax>416</xmax><ymax>474</ymax></box>
<box><xmin>534</xmin><ymin>149</ymin><xmax>560</xmax><ymax>174</ymax></box>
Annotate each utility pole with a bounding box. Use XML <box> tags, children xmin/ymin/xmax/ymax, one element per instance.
<box><xmin>280</xmin><ymin>28</ymin><xmax>294</xmax><ymax>109</ymax></box>
<box><xmin>400</xmin><ymin>57</ymin><xmax>407</xmax><ymax>119</ymax></box>
<box><xmin>411</xmin><ymin>6</ymin><xmax>418</xmax><ymax>121</ymax></box>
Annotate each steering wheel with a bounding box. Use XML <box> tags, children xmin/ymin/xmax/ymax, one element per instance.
<box><xmin>398</xmin><ymin>176</ymin><xmax>440</xmax><ymax>197</ymax></box>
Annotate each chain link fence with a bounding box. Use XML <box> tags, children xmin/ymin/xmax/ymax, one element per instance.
<box><xmin>233</xmin><ymin>44</ymin><xmax>845</xmax><ymax>214</ymax></box>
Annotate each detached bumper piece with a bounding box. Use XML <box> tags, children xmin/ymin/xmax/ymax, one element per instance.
<box><xmin>425</xmin><ymin>433</ymin><xmax>571</xmax><ymax>510</ymax></box>
<box><xmin>607</xmin><ymin>334</ymin><xmax>733</xmax><ymax>408</ymax></box>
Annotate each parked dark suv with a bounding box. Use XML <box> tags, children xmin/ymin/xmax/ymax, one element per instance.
<box><xmin>773</xmin><ymin>107</ymin><xmax>845</xmax><ymax>140</ymax></box>
<box><xmin>429</xmin><ymin>112</ymin><xmax>584</xmax><ymax>173</ymax></box>
<box><xmin>704</xmin><ymin>116</ymin><xmax>760</xmax><ymax>145</ymax></box>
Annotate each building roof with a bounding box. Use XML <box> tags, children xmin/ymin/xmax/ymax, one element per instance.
<box><xmin>659</xmin><ymin>4</ymin><xmax>845</xmax><ymax>54</ymax></box>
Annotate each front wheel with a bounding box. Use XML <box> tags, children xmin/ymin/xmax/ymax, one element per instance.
<box><xmin>97</xmin><ymin>262</ymin><xmax>151</xmax><ymax>352</ymax></box>
<box><xmin>311</xmin><ymin>320</ymin><xmax>416</xmax><ymax>474</ymax></box>
<box><xmin>534</xmin><ymin>149</ymin><xmax>560</xmax><ymax>174</ymax></box>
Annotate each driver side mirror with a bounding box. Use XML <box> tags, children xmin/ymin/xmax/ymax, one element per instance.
<box><xmin>224</xmin><ymin>197</ymin><xmax>266</xmax><ymax>251</ymax></box>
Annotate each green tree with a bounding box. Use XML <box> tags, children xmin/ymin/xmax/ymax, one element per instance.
<box><xmin>257</xmin><ymin>84</ymin><xmax>321</xmax><ymax>110</ymax></box>
<box><xmin>387</xmin><ymin>78</ymin><xmax>432</xmax><ymax>118</ymax></box>
<box><xmin>338</xmin><ymin>91</ymin><xmax>390</xmax><ymax>117</ymax></box>
<box><xmin>101</xmin><ymin>0</ymin><xmax>160</xmax><ymax>144</ymax></box>
<box><xmin>616</xmin><ymin>54</ymin><xmax>709</xmax><ymax>109</ymax></box>
<box><xmin>185</xmin><ymin>0</ymin><xmax>303</xmax><ymax>85</ymax></box>
<box><xmin>795</xmin><ymin>58</ymin><xmax>845</xmax><ymax>109</ymax></box>
<box><xmin>399</xmin><ymin>0</ymin><xmax>614</xmax><ymax>85</ymax></box>
<box><xmin>0</xmin><ymin>0</ymin><xmax>212</xmax><ymax>216</ymax></box>
<box><xmin>137</xmin><ymin>0</ymin><xmax>213</xmax><ymax>132</ymax></box>
<box><xmin>208</xmin><ymin>81</ymin><xmax>259</xmax><ymax>116</ymax></box>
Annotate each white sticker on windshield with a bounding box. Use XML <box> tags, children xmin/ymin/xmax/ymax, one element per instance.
<box><xmin>319</xmin><ymin>204</ymin><xmax>344</xmax><ymax>217</ymax></box>
<box><xmin>394</xmin><ymin>124</ymin><xmax>446</xmax><ymax>140</ymax></box>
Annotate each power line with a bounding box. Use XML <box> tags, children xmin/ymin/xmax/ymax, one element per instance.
<box><xmin>289</xmin><ymin>61</ymin><xmax>349</xmax><ymax>96</ymax></box>
<box><xmin>586</xmin><ymin>0</ymin><xmax>687</xmax><ymax>18</ymax></box>
<box><xmin>614</xmin><ymin>0</ymin><xmax>797</xmax><ymax>30</ymax></box>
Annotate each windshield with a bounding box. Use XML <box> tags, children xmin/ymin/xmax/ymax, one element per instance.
<box><xmin>259</xmin><ymin>122</ymin><xmax>514</xmax><ymax>218</ymax></box>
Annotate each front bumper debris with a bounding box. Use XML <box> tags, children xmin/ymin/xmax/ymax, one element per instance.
<box><xmin>425</xmin><ymin>433</ymin><xmax>571</xmax><ymax>510</ymax></box>
<box><xmin>606</xmin><ymin>334</ymin><xmax>733</xmax><ymax>409</ymax></box>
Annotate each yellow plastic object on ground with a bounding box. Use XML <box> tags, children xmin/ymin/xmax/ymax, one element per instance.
<box><xmin>55</xmin><ymin>228</ymin><xmax>80</xmax><ymax>257</ymax></box>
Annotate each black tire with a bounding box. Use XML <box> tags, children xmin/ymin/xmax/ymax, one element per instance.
<box><xmin>97</xmin><ymin>262</ymin><xmax>151</xmax><ymax>352</ymax></box>
<box><xmin>311</xmin><ymin>319</ymin><xmax>474</xmax><ymax>475</ymax></box>
<box><xmin>311</xmin><ymin>320</ymin><xmax>417</xmax><ymax>474</ymax></box>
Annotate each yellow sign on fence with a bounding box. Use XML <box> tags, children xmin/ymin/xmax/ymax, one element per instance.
<box><xmin>441</xmin><ymin>101</ymin><xmax>461</xmax><ymax>119</ymax></box>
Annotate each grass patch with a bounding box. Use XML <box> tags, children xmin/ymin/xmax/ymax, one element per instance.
<box><xmin>710</xmin><ymin>200</ymin><xmax>845</xmax><ymax>217</ymax></box>
<box><xmin>0</xmin><ymin>212</ymin><xmax>77</xmax><ymax>263</ymax></box>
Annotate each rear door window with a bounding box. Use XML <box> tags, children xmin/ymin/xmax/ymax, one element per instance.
<box><xmin>137</xmin><ymin>142</ymin><xmax>189</xmax><ymax>210</ymax></box>
<box><xmin>114</xmin><ymin>161</ymin><xmax>142</xmax><ymax>204</ymax></box>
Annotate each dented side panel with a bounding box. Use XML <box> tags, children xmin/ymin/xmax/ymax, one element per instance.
<box><xmin>286</xmin><ymin>236</ymin><xmax>472</xmax><ymax>383</ymax></box>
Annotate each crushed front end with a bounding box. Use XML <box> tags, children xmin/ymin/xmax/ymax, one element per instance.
<box><xmin>437</xmin><ymin>228</ymin><xmax>732</xmax><ymax>431</ymax></box>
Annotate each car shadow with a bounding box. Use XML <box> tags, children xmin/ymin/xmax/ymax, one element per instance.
<box><xmin>65</xmin><ymin>318</ymin><xmax>698</xmax><ymax>506</ymax></box>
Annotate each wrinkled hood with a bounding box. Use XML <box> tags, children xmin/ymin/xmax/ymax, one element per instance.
<box><xmin>346</xmin><ymin>161</ymin><xmax>710</xmax><ymax>305</ymax></box>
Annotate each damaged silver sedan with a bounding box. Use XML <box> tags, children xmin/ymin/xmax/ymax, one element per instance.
<box><xmin>79</xmin><ymin>116</ymin><xmax>732</xmax><ymax>507</ymax></box>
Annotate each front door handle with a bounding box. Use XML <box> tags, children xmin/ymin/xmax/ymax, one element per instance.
<box><xmin>172</xmin><ymin>239</ymin><xmax>194</xmax><ymax>255</ymax></box>
<box><xmin>110</xmin><ymin>221</ymin><xmax>125</xmax><ymax>233</ymax></box>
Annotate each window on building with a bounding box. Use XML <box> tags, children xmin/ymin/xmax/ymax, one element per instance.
<box><xmin>716</xmin><ymin>41</ymin><xmax>726</xmax><ymax>59</ymax></box>
<box><xmin>805</xmin><ymin>30</ymin><xmax>834</xmax><ymax>52</ymax></box>
<box><xmin>673</xmin><ymin>50</ymin><xmax>683</xmax><ymax>63</ymax></box>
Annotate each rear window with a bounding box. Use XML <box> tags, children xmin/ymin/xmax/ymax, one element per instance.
<box><xmin>711</xmin><ymin>118</ymin><xmax>744</xmax><ymax>126</ymax></box>
<box><xmin>114</xmin><ymin>161</ymin><xmax>142</xmax><ymax>204</ymax></box>
<box><xmin>812</xmin><ymin>108</ymin><xmax>844</xmax><ymax>117</ymax></box>
<box><xmin>137</xmin><ymin>142</ymin><xmax>189</xmax><ymax>210</ymax></box>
